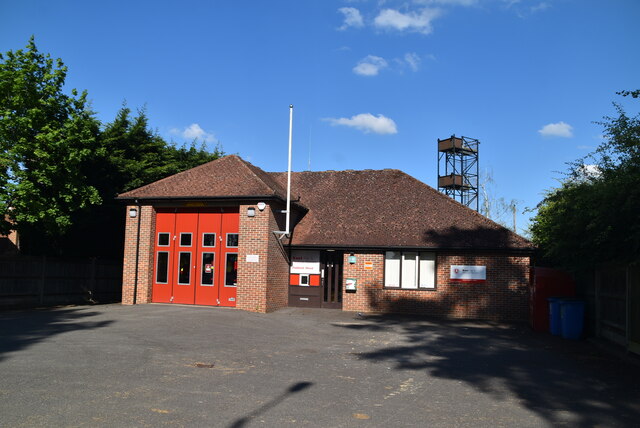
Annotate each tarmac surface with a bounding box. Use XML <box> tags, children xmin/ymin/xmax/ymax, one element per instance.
<box><xmin>1</xmin><ymin>304</ymin><xmax>639</xmax><ymax>427</ymax></box>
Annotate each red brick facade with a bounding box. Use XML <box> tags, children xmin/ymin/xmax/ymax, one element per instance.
<box><xmin>343</xmin><ymin>251</ymin><xmax>530</xmax><ymax>321</ymax></box>
<box><xmin>122</xmin><ymin>205</ymin><xmax>155</xmax><ymax>305</ymax></box>
<box><xmin>122</xmin><ymin>203</ymin><xmax>290</xmax><ymax>313</ymax></box>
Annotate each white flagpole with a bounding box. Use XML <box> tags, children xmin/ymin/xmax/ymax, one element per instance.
<box><xmin>285</xmin><ymin>104</ymin><xmax>293</xmax><ymax>236</ymax></box>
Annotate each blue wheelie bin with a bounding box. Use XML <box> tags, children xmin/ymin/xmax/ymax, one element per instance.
<box><xmin>561</xmin><ymin>300</ymin><xmax>585</xmax><ymax>340</ymax></box>
<box><xmin>548</xmin><ymin>297</ymin><xmax>564</xmax><ymax>335</ymax></box>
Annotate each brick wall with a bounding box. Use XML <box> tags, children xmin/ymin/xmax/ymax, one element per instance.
<box><xmin>236</xmin><ymin>203</ymin><xmax>289</xmax><ymax>313</ymax></box>
<box><xmin>266</xmin><ymin>202</ymin><xmax>289</xmax><ymax>312</ymax></box>
<box><xmin>342</xmin><ymin>250</ymin><xmax>531</xmax><ymax>321</ymax></box>
<box><xmin>121</xmin><ymin>205</ymin><xmax>155</xmax><ymax>305</ymax></box>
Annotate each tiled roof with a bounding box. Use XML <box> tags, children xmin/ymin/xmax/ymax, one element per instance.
<box><xmin>271</xmin><ymin>169</ymin><xmax>532</xmax><ymax>250</ymax></box>
<box><xmin>118</xmin><ymin>155</ymin><xmax>532</xmax><ymax>250</ymax></box>
<box><xmin>117</xmin><ymin>155</ymin><xmax>287</xmax><ymax>200</ymax></box>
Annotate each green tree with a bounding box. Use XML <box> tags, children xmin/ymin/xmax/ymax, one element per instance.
<box><xmin>1</xmin><ymin>39</ymin><xmax>224</xmax><ymax>257</ymax></box>
<box><xmin>94</xmin><ymin>105</ymin><xmax>223</xmax><ymax>197</ymax></box>
<box><xmin>60</xmin><ymin>106</ymin><xmax>224</xmax><ymax>258</ymax></box>
<box><xmin>530</xmin><ymin>93</ymin><xmax>640</xmax><ymax>270</ymax></box>
<box><xmin>0</xmin><ymin>37</ymin><xmax>102</xmax><ymax>243</ymax></box>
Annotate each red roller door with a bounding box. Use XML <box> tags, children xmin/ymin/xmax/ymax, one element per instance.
<box><xmin>151</xmin><ymin>208</ymin><xmax>239</xmax><ymax>307</ymax></box>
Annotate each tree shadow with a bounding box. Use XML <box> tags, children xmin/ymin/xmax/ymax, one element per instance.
<box><xmin>422</xmin><ymin>224</ymin><xmax>531</xmax><ymax>250</ymax></box>
<box><xmin>0</xmin><ymin>307</ymin><xmax>114</xmax><ymax>362</ymax></box>
<box><xmin>338</xmin><ymin>314</ymin><xmax>640</xmax><ymax>427</ymax></box>
<box><xmin>228</xmin><ymin>381</ymin><xmax>313</xmax><ymax>428</ymax></box>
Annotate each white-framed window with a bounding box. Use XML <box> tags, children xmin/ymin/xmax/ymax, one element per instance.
<box><xmin>157</xmin><ymin>233</ymin><xmax>170</xmax><ymax>247</ymax></box>
<box><xmin>179</xmin><ymin>233</ymin><xmax>192</xmax><ymax>247</ymax></box>
<box><xmin>224</xmin><ymin>253</ymin><xmax>238</xmax><ymax>287</ymax></box>
<box><xmin>384</xmin><ymin>251</ymin><xmax>436</xmax><ymax>289</ymax></box>
<box><xmin>177</xmin><ymin>252</ymin><xmax>192</xmax><ymax>285</ymax></box>
<box><xmin>226</xmin><ymin>233</ymin><xmax>239</xmax><ymax>248</ymax></box>
<box><xmin>155</xmin><ymin>251</ymin><xmax>169</xmax><ymax>284</ymax></box>
<box><xmin>202</xmin><ymin>233</ymin><xmax>216</xmax><ymax>247</ymax></box>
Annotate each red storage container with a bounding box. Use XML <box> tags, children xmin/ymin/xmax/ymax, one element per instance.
<box><xmin>530</xmin><ymin>267</ymin><xmax>576</xmax><ymax>332</ymax></box>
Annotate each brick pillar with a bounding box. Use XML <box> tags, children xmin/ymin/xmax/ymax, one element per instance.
<box><xmin>121</xmin><ymin>205</ymin><xmax>155</xmax><ymax>305</ymax></box>
<box><xmin>237</xmin><ymin>202</ymin><xmax>289</xmax><ymax>313</ymax></box>
<box><xmin>266</xmin><ymin>203</ymin><xmax>289</xmax><ymax>312</ymax></box>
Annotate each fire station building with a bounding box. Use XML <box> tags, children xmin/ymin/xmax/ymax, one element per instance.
<box><xmin>118</xmin><ymin>155</ymin><xmax>533</xmax><ymax>321</ymax></box>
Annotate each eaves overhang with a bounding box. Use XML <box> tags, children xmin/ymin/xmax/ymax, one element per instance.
<box><xmin>288</xmin><ymin>243</ymin><xmax>535</xmax><ymax>254</ymax></box>
<box><xmin>115</xmin><ymin>194</ymin><xmax>308</xmax><ymax>212</ymax></box>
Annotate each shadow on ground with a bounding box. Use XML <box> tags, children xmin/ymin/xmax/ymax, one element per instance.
<box><xmin>229</xmin><ymin>381</ymin><xmax>313</xmax><ymax>428</ymax></box>
<box><xmin>0</xmin><ymin>307</ymin><xmax>113</xmax><ymax>361</ymax></box>
<box><xmin>338</xmin><ymin>314</ymin><xmax>640</xmax><ymax>427</ymax></box>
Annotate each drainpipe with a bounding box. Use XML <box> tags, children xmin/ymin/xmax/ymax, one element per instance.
<box><xmin>132</xmin><ymin>201</ymin><xmax>141</xmax><ymax>305</ymax></box>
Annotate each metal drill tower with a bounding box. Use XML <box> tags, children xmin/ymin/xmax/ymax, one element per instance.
<box><xmin>437</xmin><ymin>135</ymin><xmax>479</xmax><ymax>211</ymax></box>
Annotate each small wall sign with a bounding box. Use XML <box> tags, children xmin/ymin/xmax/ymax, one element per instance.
<box><xmin>246</xmin><ymin>254</ymin><xmax>260</xmax><ymax>263</ymax></box>
<box><xmin>450</xmin><ymin>265</ymin><xmax>486</xmax><ymax>282</ymax></box>
<box><xmin>345</xmin><ymin>278</ymin><xmax>357</xmax><ymax>292</ymax></box>
<box><xmin>291</xmin><ymin>250</ymin><xmax>321</xmax><ymax>274</ymax></box>
<box><xmin>363</xmin><ymin>261</ymin><xmax>373</xmax><ymax>270</ymax></box>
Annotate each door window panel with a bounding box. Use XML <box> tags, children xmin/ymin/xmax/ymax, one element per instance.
<box><xmin>201</xmin><ymin>253</ymin><xmax>215</xmax><ymax>286</ymax></box>
<box><xmin>225</xmin><ymin>253</ymin><xmax>238</xmax><ymax>286</ymax></box>
<box><xmin>180</xmin><ymin>233</ymin><xmax>192</xmax><ymax>247</ymax></box>
<box><xmin>156</xmin><ymin>252</ymin><xmax>169</xmax><ymax>284</ymax></box>
<box><xmin>202</xmin><ymin>233</ymin><xmax>216</xmax><ymax>247</ymax></box>
<box><xmin>178</xmin><ymin>252</ymin><xmax>191</xmax><ymax>284</ymax></box>
<box><xmin>158</xmin><ymin>233</ymin><xmax>170</xmax><ymax>246</ymax></box>
<box><xmin>226</xmin><ymin>233</ymin><xmax>239</xmax><ymax>248</ymax></box>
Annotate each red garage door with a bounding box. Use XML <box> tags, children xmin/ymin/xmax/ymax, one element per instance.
<box><xmin>152</xmin><ymin>208</ymin><xmax>239</xmax><ymax>307</ymax></box>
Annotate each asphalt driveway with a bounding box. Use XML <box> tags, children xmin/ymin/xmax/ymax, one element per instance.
<box><xmin>1</xmin><ymin>304</ymin><xmax>638</xmax><ymax>427</ymax></box>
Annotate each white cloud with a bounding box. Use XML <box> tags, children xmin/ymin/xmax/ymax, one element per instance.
<box><xmin>538</xmin><ymin>121</ymin><xmax>573</xmax><ymax>138</ymax></box>
<box><xmin>415</xmin><ymin>0</ymin><xmax>478</xmax><ymax>5</ymax></box>
<box><xmin>353</xmin><ymin>55</ymin><xmax>388</xmax><ymax>76</ymax></box>
<box><xmin>325</xmin><ymin>113</ymin><xmax>398</xmax><ymax>135</ymax></box>
<box><xmin>338</xmin><ymin>7</ymin><xmax>364</xmax><ymax>30</ymax></box>
<box><xmin>373</xmin><ymin>8</ymin><xmax>442</xmax><ymax>34</ymax></box>
<box><xmin>530</xmin><ymin>2</ymin><xmax>550</xmax><ymax>13</ymax></box>
<box><xmin>502</xmin><ymin>0</ymin><xmax>522</xmax><ymax>7</ymax></box>
<box><xmin>170</xmin><ymin>123</ymin><xmax>217</xmax><ymax>143</ymax></box>
<box><xmin>404</xmin><ymin>52</ymin><xmax>421</xmax><ymax>71</ymax></box>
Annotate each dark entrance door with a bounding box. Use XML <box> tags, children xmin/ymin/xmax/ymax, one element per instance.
<box><xmin>322</xmin><ymin>251</ymin><xmax>343</xmax><ymax>309</ymax></box>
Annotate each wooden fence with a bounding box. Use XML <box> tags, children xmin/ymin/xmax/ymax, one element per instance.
<box><xmin>581</xmin><ymin>265</ymin><xmax>640</xmax><ymax>356</ymax></box>
<box><xmin>0</xmin><ymin>256</ymin><xmax>122</xmax><ymax>308</ymax></box>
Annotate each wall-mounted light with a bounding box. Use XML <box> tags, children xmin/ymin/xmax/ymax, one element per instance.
<box><xmin>257</xmin><ymin>202</ymin><xmax>266</xmax><ymax>211</ymax></box>
<box><xmin>348</xmin><ymin>253</ymin><xmax>356</xmax><ymax>264</ymax></box>
<box><xmin>129</xmin><ymin>207</ymin><xmax>138</xmax><ymax>218</ymax></box>
<box><xmin>247</xmin><ymin>207</ymin><xmax>256</xmax><ymax>217</ymax></box>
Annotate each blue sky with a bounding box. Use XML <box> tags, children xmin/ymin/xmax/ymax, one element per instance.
<box><xmin>1</xmin><ymin>0</ymin><xmax>639</xmax><ymax>234</ymax></box>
